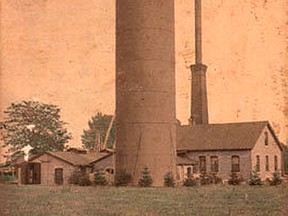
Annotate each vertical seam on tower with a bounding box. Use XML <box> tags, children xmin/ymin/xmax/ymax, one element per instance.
<box><xmin>170</xmin><ymin>127</ymin><xmax>176</xmax><ymax>171</ymax></box>
<box><xmin>133</xmin><ymin>126</ymin><xmax>142</xmax><ymax>178</ymax></box>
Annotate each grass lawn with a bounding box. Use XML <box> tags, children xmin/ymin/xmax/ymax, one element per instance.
<box><xmin>0</xmin><ymin>184</ymin><xmax>287</xmax><ymax>216</ymax></box>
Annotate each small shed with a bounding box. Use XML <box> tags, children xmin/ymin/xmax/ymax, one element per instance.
<box><xmin>16</xmin><ymin>150</ymin><xmax>112</xmax><ymax>185</ymax></box>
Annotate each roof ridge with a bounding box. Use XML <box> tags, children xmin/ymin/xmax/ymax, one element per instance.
<box><xmin>179</xmin><ymin>120</ymin><xmax>269</xmax><ymax>127</ymax></box>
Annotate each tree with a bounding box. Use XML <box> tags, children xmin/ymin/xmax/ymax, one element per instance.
<box><xmin>164</xmin><ymin>172</ymin><xmax>175</xmax><ymax>187</ymax></box>
<box><xmin>138</xmin><ymin>167</ymin><xmax>153</xmax><ymax>187</ymax></box>
<box><xmin>0</xmin><ymin>101</ymin><xmax>72</xmax><ymax>162</ymax></box>
<box><xmin>248</xmin><ymin>170</ymin><xmax>262</xmax><ymax>186</ymax></box>
<box><xmin>81</xmin><ymin>112</ymin><xmax>115</xmax><ymax>150</ymax></box>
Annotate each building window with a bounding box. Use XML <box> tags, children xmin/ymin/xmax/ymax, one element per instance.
<box><xmin>264</xmin><ymin>131</ymin><xmax>268</xmax><ymax>146</ymax></box>
<box><xmin>256</xmin><ymin>155</ymin><xmax>260</xmax><ymax>172</ymax></box>
<box><xmin>199</xmin><ymin>156</ymin><xmax>206</xmax><ymax>173</ymax></box>
<box><xmin>265</xmin><ymin>155</ymin><xmax>269</xmax><ymax>171</ymax></box>
<box><xmin>54</xmin><ymin>168</ymin><xmax>63</xmax><ymax>185</ymax></box>
<box><xmin>210</xmin><ymin>156</ymin><xmax>219</xmax><ymax>173</ymax></box>
<box><xmin>231</xmin><ymin>155</ymin><xmax>240</xmax><ymax>172</ymax></box>
<box><xmin>187</xmin><ymin>167</ymin><xmax>192</xmax><ymax>178</ymax></box>
<box><xmin>274</xmin><ymin>155</ymin><xmax>278</xmax><ymax>171</ymax></box>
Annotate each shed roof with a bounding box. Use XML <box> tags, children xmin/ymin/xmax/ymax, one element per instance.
<box><xmin>177</xmin><ymin>121</ymin><xmax>280</xmax><ymax>151</ymax></box>
<box><xmin>25</xmin><ymin>151</ymin><xmax>112</xmax><ymax>166</ymax></box>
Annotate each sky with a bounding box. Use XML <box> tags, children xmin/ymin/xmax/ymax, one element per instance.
<box><xmin>1</xmin><ymin>0</ymin><xmax>287</xmax><ymax>152</ymax></box>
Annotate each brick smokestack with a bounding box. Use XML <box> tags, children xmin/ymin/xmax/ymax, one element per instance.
<box><xmin>115</xmin><ymin>0</ymin><xmax>177</xmax><ymax>186</ymax></box>
<box><xmin>189</xmin><ymin>0</ymin><xmax>209</xmax><ymax>125</ymax></box>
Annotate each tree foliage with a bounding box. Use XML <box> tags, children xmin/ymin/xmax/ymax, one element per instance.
<box><xmin>94</xmin><ymin>171</ymin><xmax>108</xmax><ymax>186</ymax></box>
<box><xmin>248</xmin><ymin>170</ymin><xmax>262</xmax><ymax>186</ymax></box>
<box><xmin>81</xmin><ymin>112</ymin><xmax>115</xmax><ymax>150</ymax></box>
<box><xmin>138</xmin><ymin>167</ymin><xmax>153</xmax><ymax>187</ymax></box>
<box><xmin>115</xmin><ymin>170</ymin><xmax>132</xmax><ymax>187</ymax></box>
<box><xmin>269</xmin><ymin>171</ymin><xmax>282</xmax><ymax>186</ymax></box>
<box><xmin>164</xmin><ymin>172</ymin><xmax>175</xmax><ymax>187</ymax></box>
<box><xmin>68</xmin><ymin>170</ymin><xmax>92</xmax><ymax>186</ymax></box>
<box><xmin>0</xmin><ymin>101</ymin><xmax>72</xmax><ymax>162</ymax></box>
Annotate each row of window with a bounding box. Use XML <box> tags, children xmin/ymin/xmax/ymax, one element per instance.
<box><xmin>197</xmin><ymin>154</ymin><xmax>279</xmax><ymax>174</ymax></box>
<box><xmin>199</xmin><ymin>155</ymin><xmax>240</xmax><ymax>173</ymax></box>
<box><xmin>255</xmin><ymin>155</ymin><xmax>278</xmax><ymax>172</ymax></box>
<box><xmin>199</xmin><ymin>156</ymin><xmax>239</xmax><ymax>173</ymax></box>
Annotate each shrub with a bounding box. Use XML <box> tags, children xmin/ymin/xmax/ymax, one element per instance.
<box><xmin>94</xmin><ymin>171</ymin><xmax>108</xmax><ymax>186</ymax></box>
<box><xmin>164</xmin><ymin>172</ymin><xmax>175</xmax><ymax>187</ymax></box>
<box><xmin>200</xmin><ymin>173</ymin><xmax>222</xmax><ymax>185</ymax></box>
<box><xmin>183</xmin><ymin>177</ymin><xmax>198</xmax><ymax>187</ymax></box>
<box><xmin>138</xmin><ymin>167</ymin><xmax>153</xmax><ymax>187</ymax></box>
<box><xmin>115</xmin><ymin>170</ymin><xmax>132</xmax><ymax>186</ymax></box>
<box><xmin>0</xmin><ymin>174</ymin><xmax>17</xmax><ymax>183</ymax></box>
<box><xmin>228</xmin><ymin>172</ymin><xmax>244</xmax><ymax>185</ymax></box>
<box><xmin>69</xmin><ymin>170</ymin><xmax>92</xmax><ymax>186</ymax></box>
<box><xmin>248</xmin><ymin>170</ymin><xmax>262</xmax><ymax>186</ymax></box>
<box><xmin>269</xmin><ymin>171</ymin><xmax>282</xmax><ymax>186</ymax></box>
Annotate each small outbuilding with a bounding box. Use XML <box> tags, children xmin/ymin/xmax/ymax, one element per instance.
<box><xmin>16</xmin><ymin>150</ymin><xmax>112</xmax><ymax>185</ymax></box>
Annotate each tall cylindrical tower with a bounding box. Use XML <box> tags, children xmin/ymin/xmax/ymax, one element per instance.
<box><xmin>115</xmin><ymin>0</ymin><xmax>177</xmax><ymax>186</ymax></box>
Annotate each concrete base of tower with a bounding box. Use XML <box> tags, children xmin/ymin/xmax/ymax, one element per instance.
<box><xmin>115</xmin><ymin>124</ymin><xmax>177</xmax><ymax>186</ymax></box>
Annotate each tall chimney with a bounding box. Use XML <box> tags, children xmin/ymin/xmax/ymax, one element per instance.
<box><xmin>115</xmin><ymin>0</ymin><xmax>177</xmax><ymax>186</ymax></box>
<box><xmin>189</xmin><ymin>0</ymin><xmax>209</xmax><ymax>125</ymax></box>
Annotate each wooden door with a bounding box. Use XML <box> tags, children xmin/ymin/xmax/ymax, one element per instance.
<box><xmin>33</xmin><ymin>163</ymin><xmax>41</xmax><ymax>184</ymax></box>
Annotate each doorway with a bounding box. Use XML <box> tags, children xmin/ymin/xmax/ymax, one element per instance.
<box><xmin>26</xmin><ymin>163</ymin><xmax>41</xmax><ymax>184</ymax></box>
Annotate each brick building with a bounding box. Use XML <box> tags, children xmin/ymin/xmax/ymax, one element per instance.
<box><xmin>176</xmin><ymin>121</ymin><xmax>283</xmax><ymax>181</ymax></box>
<box><xmin>175</xmin><ymin>0</ymin><xmax>284</xmax><ymax>184</ymax></box>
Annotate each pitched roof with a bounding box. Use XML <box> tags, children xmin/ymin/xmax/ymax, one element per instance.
<box><xmin>27</xmin><ymin>151</ymin><xmax>112</xmax><ymax>166</ymax></box>
<box><xmin>177</xmin><ymin>121</ymin><xmax>273</xmax><ymax>151</ymax></box>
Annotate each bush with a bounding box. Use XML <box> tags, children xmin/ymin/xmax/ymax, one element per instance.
<box><xmin>228</xmin><ymin>172</ymin><xmax>244</xmax><ymax>185</ymax></box>
<box><xmin>138</xmin><ymin>167</ymin><xmax>153</xmax><ymax>187</ymax></box>
<box><xmin>200</xmin><ymin>173</ymin><xmax>222</xmax><ymax>185</ymax></box>
<box><xmin>183</xmin><ymin>177</ymin><xmax>198</xmax><ymax>187</ymax></box>
<box><xmin>164</xmin><ymin>172</ymin><xmax>175</xmax><ymax>187</ymax></box>
<box><xmin>0</xmin><ymin>174</ymin><xmax>17</xmax><ymax>183</ymax></box>
<box><xmin>115</xmin><ymin>170</ymin><xmax>132</xmax><ymax>186</ymax></box>
<box><xmin>94</xmin><ymin>171</ymin><xmax>108</xmax><ymax>186</ymax></box>
<box><xmin>248</xmin><ymin>170</ymin><xmax>262</xmax><ymax>186</ymax></box>
<box><xmin>69</xmin><ymin>170</ymin><xmax>92</xmax><ymax>186</ymax></box>
<box><xmin>269</xmin><ymin>171</ymin><xmax>282</xmax><ymax>186</ymax></box>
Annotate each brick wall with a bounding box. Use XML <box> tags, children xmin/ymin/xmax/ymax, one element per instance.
<box><xmin>92</xmin><ymin>154</ymin><xmax>114</xmax><ymax>172</ymax></box>
<box><xmin>251</xmin><ymin>125</ymin><xmax>283</xmax><ymax>179</ymax></box>
<box><xmin>91</xmin><ymin>154</ymin><xmax>114</xmax><ymax>184</ymax></box>
<box><xmin>35</xmin><ymin>154</ymin><xmax>76</xmax><ymax>185</ymax></box>
<box><xmin>186</xmin><ymin>150</ymin><xmax>252</xmax><ymax>180</ymax></box>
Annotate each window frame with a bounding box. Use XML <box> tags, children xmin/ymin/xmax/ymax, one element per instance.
<box><xmin>54</xmin><ymin>168</ymin><xmax>64</xmax><ymax>185</ymax></box>
<box><xmin>210</xmin><ymin>156</ymin><xmax>219</xmax><ymax>173</ymax></box>
<box><xmin>274</xmin><ymin>155</ymin><xmax>278</xmax><ymax>172</ymax></box>
<box><xmin>265</xmin><ymin>155</ymin><xmax>269</xmax><ymax>171</ymax></box>
<box><xmin>231</xmin><ymin>155</ymin><xmax>240</xmax><ymax>172</ymax></box>
<box><xmin>256</xmin><ymin>155</ymin><xmax>260</xmax><ymax>172</ymax></box>
<box><xmin>264</xmin><ymin>131</ymin><xmax>269</xmax><ymax>146</ymax></box>
<box><xmin>199</xmin><ymin>156</ymin><xmax>206</xmax><ymax>173</ymax></box>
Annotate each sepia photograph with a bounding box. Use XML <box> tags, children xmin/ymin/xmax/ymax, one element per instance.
<box><xmin>0</xmin><ymin>0</ymin><xmax>288</xmax><ymax>215</ymax></box>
